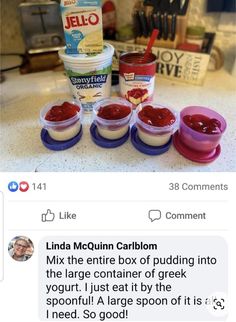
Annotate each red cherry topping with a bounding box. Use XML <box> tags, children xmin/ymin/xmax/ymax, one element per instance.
<box><xmin>138</xmin><ymin>105</ymin><xmax>176</xmax><ymax>127</ymax></box>
<box><xmin>97</xmin><ymin>104</ymin><xmax>131</xmax><ymax>120</ymax></box>
<box><xmin>183</xmin><ymin>114</ymin><xmax>222</xmax><ymax>134</ymax></box>
<box><xmin>45</xmin><ymin>102</ymin><xmax>80</xmax><ymax>122</ymax></box>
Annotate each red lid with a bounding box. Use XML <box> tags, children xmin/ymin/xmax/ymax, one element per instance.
<box><xmin>173</xmin><ymin>131</ymin><xmax>221</xmax><ymax>163</ymax></box>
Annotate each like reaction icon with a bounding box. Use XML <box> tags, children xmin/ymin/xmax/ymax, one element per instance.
<box><xmin>19</xmin><ymin>181</ymin><xmax>29</xmax><ymax>192</ymax></box>
<box><xmin>41</xmin><ymin>209</ymin><xmax>55</xmax><ymax>222</ymax></box>
<box><xmin>8</xmin><ymin>181</ymin><xmax>19</xmax><ymax>192</ymax></box>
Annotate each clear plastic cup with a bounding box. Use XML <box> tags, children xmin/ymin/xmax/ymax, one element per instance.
<box><xmin>40</xmin><ymin>99</ymin><xmax>83</xmax><ymax>141</ymax></box>
<box><xmin>179</xmin><ymin>106</ymin><xmax>227</xmax><ymax>152</ymax></box>
<box><xmin>135</xmin><ymin>102</ymin><xmax>179</xmax><ymax>146</ymax></box>
<box><xmin>93</xmin><ymin>98</ymin><xmax>133</xmax><ymax>140</ymax></box>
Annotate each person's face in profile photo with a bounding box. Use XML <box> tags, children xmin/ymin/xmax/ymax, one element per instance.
<box><xmin>9</xmin><ymin>237</ymin><xmax>34</xmax><ymax>262</ymax></box>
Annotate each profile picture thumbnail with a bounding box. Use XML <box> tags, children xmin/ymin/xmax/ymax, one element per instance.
<box><xmin>8</xmin><ymin>236</ymin><xmax>34</xmax><ymax>262</ymax></box>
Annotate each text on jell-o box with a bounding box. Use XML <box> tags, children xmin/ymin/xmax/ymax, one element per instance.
<box><xmin>60</xmin><ymin>0</ymin><xmax>103</xmax><ymax>54</ymax></box>
<box><xmin>64</xmin><ymin>12</ymin><xmax>100</xmax><ymax>29</ymax></box>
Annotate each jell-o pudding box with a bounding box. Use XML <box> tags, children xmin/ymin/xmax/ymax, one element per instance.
<box><xmin>60</xmin><ymin>0</ymin><xmax>103</xmax><ymax>54</ymax></box>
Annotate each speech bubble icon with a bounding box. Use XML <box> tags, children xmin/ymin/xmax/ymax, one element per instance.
<box><xmin>148</xmin><ymin>209</ymin><xmax>162</xmax><ymax>222</ymax></box>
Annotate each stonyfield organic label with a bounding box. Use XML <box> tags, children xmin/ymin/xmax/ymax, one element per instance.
<box><xmin>60</xmin><ymin>0</ymin><xmax>103</xmax><ymax>54</ymax></box>
<box><xmin>65</xmin><ymin>64</ymin><xmax>112</xmax><ymax>111</ymax></box>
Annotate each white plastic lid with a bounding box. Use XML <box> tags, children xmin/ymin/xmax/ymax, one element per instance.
<box><xmin>58</xmin><ymin>43</ymin><xmax>114</xmax><ymax>64</ymax></box>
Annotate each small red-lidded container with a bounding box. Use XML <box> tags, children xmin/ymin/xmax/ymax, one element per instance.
<box><xmin>178</xmin><ymin>106</ymin><xmax>227</xmax><ymax>152</ymax></box>
<box><xmin>119</xmin><ymin>52</ymin><xmax>157</xmax><ymax>106</ymax></box>
<box><xmin>173</xmin><ymin>106</ymin><xmax>227</xmax><ymax>163</ymax></box>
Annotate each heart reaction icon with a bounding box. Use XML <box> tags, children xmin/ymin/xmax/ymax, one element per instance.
<box><xmin>19</xmin><ymin>181</ymin><xmax>29</xmax><ymax>192</ymax></box>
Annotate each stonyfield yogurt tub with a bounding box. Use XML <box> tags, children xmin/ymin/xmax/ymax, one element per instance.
<box><xmin>40</xmin><ymin>100</ymin><xmax>82</xmax><ymax>141</ymax></box>
<box><xmin>93</xmin><ymin>98</ymin><xmax>133</xmax><ymax>140</ymax></box>
<box><xmin>135</xmin><ymin>103</ymin><xmax>179</xmax><ymax>146</ymax></box>
<box><xmin>119</xmin><ymin>52</ymin><xmax>157</xmax><ymax>106</ymax></box>
<box><xmin>59</xmin><ymin>43</ymin><xmax>114</xmax><ymax>111</ymax></box>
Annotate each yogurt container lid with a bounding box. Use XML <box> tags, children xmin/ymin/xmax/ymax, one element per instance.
<box><xmin>58</xmin><ymin>43</ymin><xmax>114</xmax><ymax>64</ymax></box>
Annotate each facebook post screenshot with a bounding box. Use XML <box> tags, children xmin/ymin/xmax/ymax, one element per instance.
<box><xmin>0</xmin><ymin>172</ymin><xmax>235</xmax><ymax>322</ymax></box>
<box><xmin>1</xmin><ymin>0</ymin><xmax>236</xmax><ymax>321</ymax></box>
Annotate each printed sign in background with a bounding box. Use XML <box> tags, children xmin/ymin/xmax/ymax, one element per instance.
<box><xmin>109</xmin><ymin>40</ymin><xmax>212</xmax><ymax>86</ymax></box>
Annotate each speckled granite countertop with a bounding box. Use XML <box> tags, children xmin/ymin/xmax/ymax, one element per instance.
<box><xmin>1</xmin><ymin>68</ymin><xmax>235</xmax><ymax>172</ymax></box>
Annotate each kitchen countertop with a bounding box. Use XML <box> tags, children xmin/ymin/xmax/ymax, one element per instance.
<box><xmin>1</xmin><ymin>68</ymin><xmax>235</xmax><ymax>172</ymax></box>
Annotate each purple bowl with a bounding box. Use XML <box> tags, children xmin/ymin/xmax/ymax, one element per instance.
<box><xmin>179</xmin><ymin>106</ymin><xmax>227</xmax><ymax>152</ymax></box>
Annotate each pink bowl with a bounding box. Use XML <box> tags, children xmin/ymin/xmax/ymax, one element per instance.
<box><xmin>179</xmin><ymin>106</ymin><xmax>227</xmax><ymax>152</ymax></box>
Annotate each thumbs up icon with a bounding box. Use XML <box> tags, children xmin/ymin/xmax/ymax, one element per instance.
<box><xmin>41</xmin><ymin>209</ymin><xmax>55</xmax><ymax>222</ymax></box>
<box><xmin>8</xmin><ymin>181</ymin><xmax>19</xmax><ymax>192</ymax></box>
